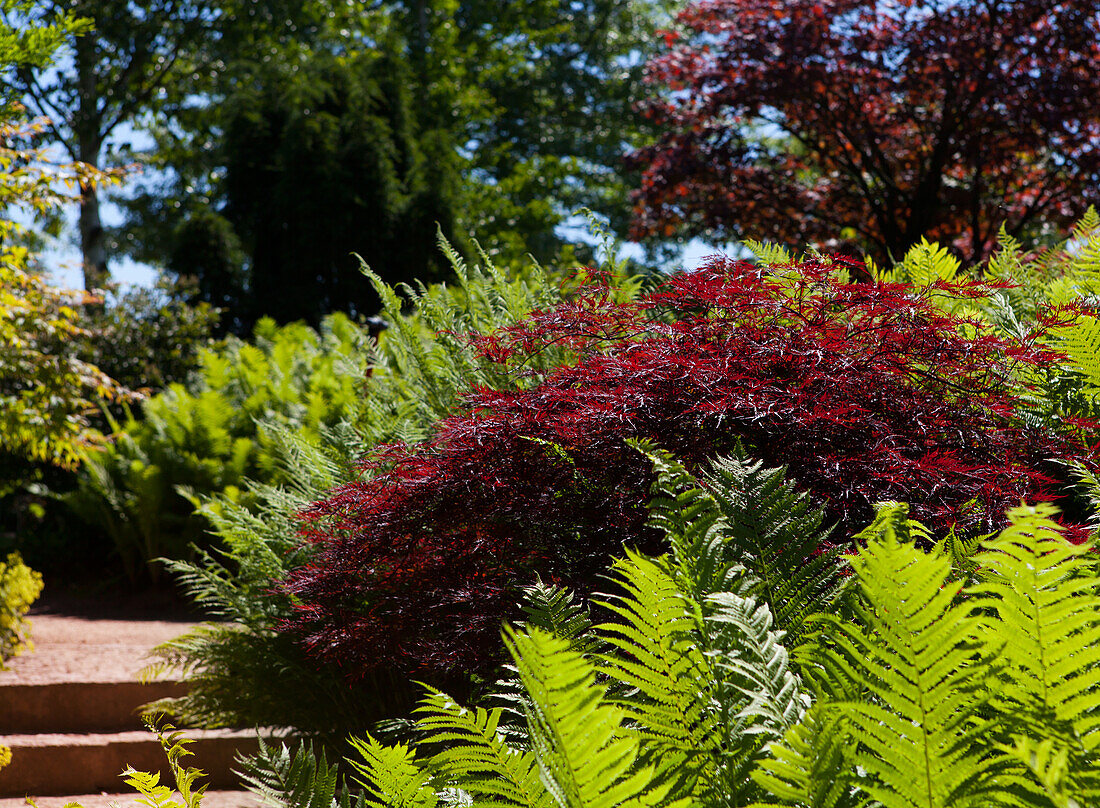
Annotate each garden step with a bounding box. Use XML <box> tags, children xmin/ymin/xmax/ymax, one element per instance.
<box><xmin>0</xmin><ymin>680</ymin><xmax>188</xmax><ymax>734</ymax></box>
<box><xmin>0</xmin><ymin>729</ymin><xmax>261</xmax><ymax>796</ymax></box>
<box><xmin>0</xmin><ymin>790</ymin><xmax>262</xmax><ymax>808</ymax></box>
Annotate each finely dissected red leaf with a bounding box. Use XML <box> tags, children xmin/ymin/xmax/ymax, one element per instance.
<box><xmin>282</xmin><ymin>257</ymin><xmax>1098</xmax><ymax>682</ymax></box>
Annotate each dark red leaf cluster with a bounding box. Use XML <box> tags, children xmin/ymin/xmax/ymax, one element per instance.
<box><xmin>629</xmin><ymin>0</ymin><xmax>1100</xmax><ymax>263</ymax></box>
<box><xmin>283</xmin><ymin>258</ymin><xmax>1097</xmax><ymax>681</ymax></box>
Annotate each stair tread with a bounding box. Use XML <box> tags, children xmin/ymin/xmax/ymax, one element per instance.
<box><xmin>0</xmin><ymin>790</ymin><xmax>263</xmax><ymax>808</ymax></box>
<box><xmin>1</xmin><ymin>728</ymin><xmax>260</xmax><ymax>746</ymax></box>
<box><xmin>0</xmin><ymin>615</ymin><xmax>202</xmax><ymax>686</ymax></box>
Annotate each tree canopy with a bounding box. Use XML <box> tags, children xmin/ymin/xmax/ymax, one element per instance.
<box><xmin>629</xmin><ymin>0</ymin><xmax>1100</xmax><ymax>263</ymax></box>
<box><xmin>114</xmin><ymin>0</ymin><xmax>668</xmax><ymax>332</ymax></box>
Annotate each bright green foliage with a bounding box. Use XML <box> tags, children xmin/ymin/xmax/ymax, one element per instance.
<box><xmin>0</xmin><ymin>550</ymin><xmax>42</xmax><ymax>665</ymax></box>
<box><xmin>755</xmin><ymin>503</ymin><xmax>1100</xmax><ymax>807</ymax></box>
<box><xmin>236</xmin><ymin>739</ymin><xmax>352</xmax><ymax>808</ymax></box>
<box><xmin>819</xmin><ymin>509</ymin><xmax>1007</xmax><ymax>808</ymax></box>
<box><xmin>973</xmin><ymin>504</ymin><xmax>1100</xmax><ymax>805</ymax></box>
<box><xmin>119</xmin><ymin>722</ymin><xmax>208</xmax><ymax>808</ymax></box>
<box><xmin>751</xmin><ymin>704</ymin><xmax>863</xmax><ymax>808</ymax></box>
<box><xmin>348</xmin><ymin>735</ymin><xmax>438</xmax><ymax>808</ymax></box>
<box><xmin>416</xmin><ymin>687</ymin><xmax>552</xmax><ymax>808</ymax></box>
<box><xmin>873</xmin><ymin>239</ymin><xmax>961</xmax><ymax>286</ymax></box>
<box><xmin>62</xmin><ymin>312</ymin><xmax>370</xmax><ymax>583</ymax></box>
<box><xmin>506</xmin><ymin>626</ymin><xmax>678</xmax><ymax>808</ymax></box>
<box><xmin>977</xmin><ymin>209</ymin><xmax>1100</xmax><ymax>425</ymax></box>
<box><xmin>287</xmin><ymin>449</ymin><xmax>812</xmax><ymax>808</ymax></box>
<box><xmin>638</xmin><ymin>443</ymin><xmax>843</xmax><ymax>649</ymax></box>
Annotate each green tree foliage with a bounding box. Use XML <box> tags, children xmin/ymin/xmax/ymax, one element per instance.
<box><xmin>1</xmin><ymin>0</ymin><xmax>220</xmax><ymax>289</ymax></box>
<box><xmin>118</xmin><ymin>0</ymin><xmax>668</xmax><ymax>331</ymax></box>
<box><xmin>210</xmin><ymin>49</ymin><xmax>462</xmax><ymax>330</ymax></box>
<box><xmin>0</xmin><ymin>1</ymin><xmax>125</xmax><ymax>485</ymax></box>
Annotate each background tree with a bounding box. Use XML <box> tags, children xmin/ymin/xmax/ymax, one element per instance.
<box><xmin>1</xmin><ymin>0</ymin><xmax>220</xmax><ymax>290</ymax></box>
<box><xmin>628</xmin><ymin>0</ymin><xmax>1100</xmax><ymax>264</ymax></box>
<box><xmin>2</xmin><ymin>0</ymin><xmax>319</xmax><ymax>291</ymax></box>
<box><xmin>0</xmin><ymin>0</ymin><xmax>129</xmax><ymax>493</ymax></box>
<box><xmin>214</xmin><ymin>49</ymin><xmax>461</xmax><ymax>330</ymax></box>
<box><xmin>117</xmin><ymin>0</ymin><xmax>670</xmax><ymax>332</ymax></box>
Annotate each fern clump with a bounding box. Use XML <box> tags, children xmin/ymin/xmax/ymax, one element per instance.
<box><xmin>756</xmin><ymin>502</ymin><xmax>1100</xmax><ymax>808</ymax></box>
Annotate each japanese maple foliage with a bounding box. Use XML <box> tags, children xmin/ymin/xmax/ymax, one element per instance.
<box><xmin>285</xmin><ymin>257</ymin><xmax>1096</xmax><ymax>682</ymax></box>
<box><xmin>628</xmin><ymin>0</ymin><xmax>1100</xmax><ymax>263</ymax></box>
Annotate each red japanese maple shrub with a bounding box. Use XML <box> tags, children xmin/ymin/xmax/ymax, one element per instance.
<box><xmin>284</xmin><ymin>257</ymin><xmax>1096</xmax><ymax>682</ymax></box>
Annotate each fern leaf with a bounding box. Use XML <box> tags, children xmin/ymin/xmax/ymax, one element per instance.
<box><xmin>596</xmin><ymin>551</ymin><xmax>719</xmax><ymax>799</ymax></box>
<box><xmin>1003</xmin><ymin>737</ymin><xmax>1080</xmax><ymax>808</ymax></box>
<box><xmin>633</xmin><ymin>441</ymin><xmax>742</xmax><ymax>606</ymax></box>
<box><xmin>699</xmin><ymin>450</ymin><xmax>842</xmax><ymax>648</ymax></box>
<box><xmin>503</xmin><ymin>626</ymin><xmax>679</xmax><ymax>808</ymax></box>
<box><xmin>416</xmin><ymin>688</ymin><xmax>552</xmax><ymax>808</ymax></box>
<box><xmin>1052</xmin><ymin>314</ymin><xmax>1100</xmax><ymax>392</ymax></box>
<box><xmin>892</xmin><ymin>239</ymin><xmax>961</xmax><ymax>287</ymax></box>
<box><xmin>744</xmin><ymin>240</ymin><xmax>792</xmax><ymax>268</ymax></box>
<box><xmin>750</xmin><ymin>704</ymin><xmax>865</xmax><ymax>808</ymax></box>
<box><xmin>236</xmin><ymin>738</ymin><xmax>343</xmax><ymax>808</ymax></box>
<box><xmin>518</xmin><ymin>578</ymin><xmax>598</xmax><ymax>654</ymax></box>
<box><xmin>348</xmin><ymin>734</ymin><xmax>438</xmax><ymax>808</ymax></box>
<box><xmin>970</xmin><ymin>503</ymin><xmax>1100</xmax><ymax>800</ymax></box>
<box><xmin>818</xmin><ymin>512</ymin><xmax>1012</xmax><ymax>808</ymax></box>
<box><xmin>707</xmin><ymin>591</ymin><xmax>808</xmax><ymax>737</ymax></box>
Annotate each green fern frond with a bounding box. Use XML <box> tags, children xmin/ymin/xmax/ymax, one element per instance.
<box><xmin>416</xmin><ymin>688</ymin><xmax>552</xmax><ymax>808</ymax></box>
<box><xmin>699</xmin><ymin>450</ymin><xmax>842</xmax><ymax>648</ymax></box>
<box><xmin>120</xmin><ymin>768</ymin><xmax>184</xmax><ymax>808</ymax></box>
<box><xmin>1003</xmin><ymin>737</ymin><xmax>1079</xmax><ymax>808</ymax></box>
<box><xmin>878</xmin><ymin>239</ymin><xmax>960</xmax><ymax>287</ymax></box>
<box><xmin>518</xmin><ymin>578</ymin><xmax>597</xmax><ymax>654</ymax></box>
<box><xmin>1051</xmin><ymin>314</ymin><xmax>1100</xmax><ymax>392</ymax></box>
<box><xmin>347</xmin><ymin>734</ymin><xmax>438</xmax><ymax>808</ymax></box>
<box><xmin>632</xmin><ymin>440</ymin><xmax>741</xmax><ymax>606</ymax></box>
<box><xmin>750</xmin><ymin>704</ymin><xmax>865</xmax><ymax>808</ymax></box>
<box><xmin>597</xmin><ymin>552</ymin><xmax>718</xmax><ymax>796</ymax></box>
<box><xmin>236</xmin><ymin>738</ymin><xmax>346</xmax><ymax>808</ymax></box>
<box><xmin>707</xmin><ymin>591</ymin><xmax>808</xmax><ymax>738</ymax></box>
<box><xmin>817</xmin><ymin>514</ymin><xmax>1012</xmax><ymax>808</ymax></box>
<box><xmin>634</xmin><ymin>441</ymin><xmax>842</xmax><ymax>648</ymax></box>
<box><xmin>970</xmin><ymin>504</ymin><xmax>1100</xmax><ymax>800</ymax></box>
<box><xmin>744</xmin><ymin>240</ymin><xmax>792</xmax><ymax>268</ymax></box>
<box><xmin>503</xmin><ymin>626</ymin><xmax>679</xmax><ymax>808</ymax></box>
<box><xmin>489</xmin><ymin>578</ymin><xmax>601</xmax><ymax>746</ymax></box>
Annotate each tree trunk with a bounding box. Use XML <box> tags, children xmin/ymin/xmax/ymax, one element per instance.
<box><xmin>74</xmin><ymin>25</ymin><xmax>107</xmax><ymax>291</ymax></box>
<box><xmin>78</xmin><ymin>174</ymin><xmax>107</xmax><ymax>291</ymax></box>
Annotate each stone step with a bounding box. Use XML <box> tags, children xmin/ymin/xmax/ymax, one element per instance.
<box><xmin>0</xmin><ymin>681</ymin><xmax>188</xmax><ymax>734</ymax></box>
<box><xmin>0</xmin><ymin>790</ymin><xmax>263</xmax><ymax>808</ymax></box>
<box><xmin>0</xmin><ymin>729</ymin><xmax>261</xmax><ymax>796</ymax></box>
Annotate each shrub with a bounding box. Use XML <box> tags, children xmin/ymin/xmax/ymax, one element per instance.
<box><xmin>0</xmin><ymin>551</ymin><xmax>43</xmax><ymax>666</ymax></box>
<box><xmin>284</xmin><ymin>253</ymin><xmax>1098</xmax><ymax>685</ymax></box>
<box><xmin>75</xmin><ymin>275</ymin><xmax>221</xmax><ymax>394</ymax></box>
<box><xmin>63</xmin><ymin>312</ymin><xmax>372</xmax><ymax>584</ymax></box>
